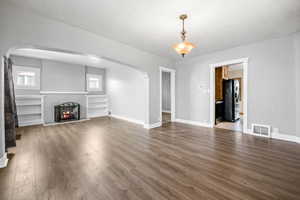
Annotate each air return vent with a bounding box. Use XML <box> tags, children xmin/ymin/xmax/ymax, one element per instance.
<box><xmin>251</xmin><ymin>124</ymin><xmax>271</xmax><ymax>137</ymax></box>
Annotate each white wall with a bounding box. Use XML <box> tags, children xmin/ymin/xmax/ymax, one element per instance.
<box><xmin>295</xmin><ymin>33</ymin><xmax>300</xmax><ymax>137</ymax></box>
<box><xmin>162</xmin><ymin>71</ymin><xmax>171</xmax><ymax>112</ymax></box>
<box><xmin>42</xmin><ymin>60</ymin><xmax>85</xmax><ymax>92</ymax></box>
<box><xmin>0</xmin><ymin>1</ymin><xmax>172</xmax><ymax>158</ymax></box>
<box><xmin>175</xmin><ymin>34</ymin><xmax>298</xmax><ymax>136</ymax></box>
<box><xmin>107</xmin><ymin>63</ymin><xmax>147</xmax><ymax>124</ymax></box>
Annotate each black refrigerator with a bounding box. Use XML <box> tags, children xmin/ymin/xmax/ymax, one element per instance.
<box><xmin>223</xmin><ymin>79</ymin><xmax>240</xmax><ymax>122</ymax></box>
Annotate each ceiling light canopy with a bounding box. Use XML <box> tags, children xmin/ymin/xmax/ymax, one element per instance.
<box><xmin>173</xmin><ymin>14</ymin><xmax>196</xmax><ymax>58</ymax></box>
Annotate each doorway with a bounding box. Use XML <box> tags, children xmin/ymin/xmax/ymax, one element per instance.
<box><xmin>160</xmin><ymin>67</ymin><xmax>175</xmax><ymax>124</ymax></box>
<box><xmin>210</xmin><ymin>58</ymin><xmax>248</xmax><ymax>133</ymax></box>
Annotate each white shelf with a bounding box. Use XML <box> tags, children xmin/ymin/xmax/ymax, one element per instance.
<box><xmin>86</xmin><ymin>95</ymin><xmax>109</xmax><ymax>118</ymax></box>
<box><xmin>16</xmin><ymin>95</ymin><xmax>44</xmax><ymax>127</ymax></box>
<box><xmin>87</xmin><ymin>95</ymin><xmax>107</xmax><ymax>98</ymax></box>
<box><xmin>40</xmin><ymin>91</ymin><xmax>88</xmax><ymax>95</ymax></box>
<box><xmin>88</xmin><ymin>105</ymin><xmax>107</xmax><ymax>109</ymax></box>
<box><xmin>17</xmin><ymin>111</ymin><xmax>42</xmax><ymax>116</ymax></box>
<box><xmin>88</xmin><ymin>100</ymin><xmax>108</xmax><ymax>103</ymax></box>
<box><xmin>16</xmin><ymin>95</ymin><xmax>43</xmax><ymax>99</ymax></box>
<box><xmin>17</xmin><ymin>102</ymin><xmax>42</xmax><ymax>106</ymax></box>
<box><xmin>19</xmin><ymin>119</ymin><xmax>43</xmax><ymax>127</ymax></box>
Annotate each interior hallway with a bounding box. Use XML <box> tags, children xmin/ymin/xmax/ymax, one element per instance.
<box><xmin>162</xmin><ymin>112</ymin><xmax>171</xmax><ymax>124</ymax></box>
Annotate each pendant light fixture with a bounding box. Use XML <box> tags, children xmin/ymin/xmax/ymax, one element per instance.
<box><xmin>173</xmin><ymin>14</ymin><xmax>195</xmax><ymax>57</ymax></box>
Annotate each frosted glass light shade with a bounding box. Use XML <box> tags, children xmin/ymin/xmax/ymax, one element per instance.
<box><xmin>173</xmin><ymin>41</ymin><xmax>196</xmax><ymax>57</ymax></box>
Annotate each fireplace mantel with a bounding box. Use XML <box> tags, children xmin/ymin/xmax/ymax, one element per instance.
<box><xmin>40</xmin><ymin>91</ymin><xmax>88</xmax><ymax>95</ymax></box>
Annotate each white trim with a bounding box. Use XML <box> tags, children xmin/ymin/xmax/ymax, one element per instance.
<box><xmin>40</xmin><ymin>91</ymin><xmax>88</xmax><ymax>95</ymax></box>
<box><xmin>85</xmin><ymin>94</ymin><xmax>107</xmax><ymax>97</ymax></box>
<box><xmin>162</xmin><ymin>110</ymin><xmax>171</xmax><ymax>113</ymax></box>
<box><xmin>1</xmin><ymin>57</ymin><xmax>5</xmax><ymax>163</ymax></box>
<box><xmin>144</xmin><ymin>122</ymin><xmax>162</xmax><ymax>129</ymax></box>
<box><xmin>0</xmin><ymin>153</ymin><xmax>8</xmax><ymax>168</ymax></box>
<box><xmin>86</xmin><ymin>95</ymin><xmax>89</xmax><ymax>118</ymax></box>
<box><xmin>209</xmin><ymin>58</ymin><xmax>248</xmax><ymax>133</ymax></box>
<box><xmin>41</xmin><ymin>95</ymin><xmax>45</xmax><ymax>124</ymax></box>
<box><xmin>175</xmin><ymin>118</ymin><xmax>212</xmax><ymax>128</ymax></box>
<box><xmin>272</xmin><ymin>132</ymin><xmax>300</xmax><ymax>143</ymax></box>
<box><xmin>16</xmin><ymin>95</ymin><xmax>44</xmax><ymax>98</ymax></box>
<box><xmin>110</xmin><ymin>114</ymin><xmax>161</xmax><ymax>129</ymax></box>
<box><xmin>159</xmin><ymin>66</ymin><xmax>176</xmax><ymax>123</ymax></box>
<box><xmin>245</xmin><ymin>129</ymin><xmax>300</xmax><ymax>143</ymax></box>
<box><xmin>43</xmin><ymin>118</ymin><xmax>90</xmax><ymax>126</ymax></box>
<box><xmin>144</xmin><ymin>73</ymin><xmax>150</xmax><ymax>125</ymax></box>
<box><xmin>110</xmin><ymin>114</ymin><xmax>145</xmax><ymax>125</ymax></box>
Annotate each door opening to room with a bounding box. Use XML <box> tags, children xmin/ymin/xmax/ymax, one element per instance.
<box><xmin>160</xmin><ymin>67</ymin><xmax>175</xmax><ymax>125</ymax></box>
<box><xmin>161</xmin><ymin>71</ymin><xmax>171</xmax><ymax>124</ymax></box>
<box><xmin>214</xmin><ymin>64</ymin><xmax>244</xmax><ymax>132</ymax></box>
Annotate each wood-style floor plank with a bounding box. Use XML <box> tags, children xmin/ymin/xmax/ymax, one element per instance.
<box><xmin>1</xmin><ymin>117</ymin><xmax>300</xmax><ymax>200</ymax></box>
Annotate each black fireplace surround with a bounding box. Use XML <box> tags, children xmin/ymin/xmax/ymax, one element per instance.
<box><xmin>54</xmin><ymin>102</ymin><xmax>80</xmax><ymax>122</ymax></box>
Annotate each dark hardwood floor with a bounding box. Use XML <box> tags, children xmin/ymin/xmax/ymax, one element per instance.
<box><xmin>1</xmin><ymin>117</ymin><xmax>300</xmax><ymax>200</ymax></box>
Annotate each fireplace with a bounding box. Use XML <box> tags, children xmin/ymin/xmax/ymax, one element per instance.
<box><xmin>54</xmin><ymin>102</ymin><xmax>80</xmax><ymax>122</ymax></box>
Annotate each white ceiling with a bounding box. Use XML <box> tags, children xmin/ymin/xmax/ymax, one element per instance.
<box><xmin>9</xmin><ymin>0</ymin><xmax>300</xmax><ymax>60</ymax></box>
<box><xmin>11</xmin><ymin>48</ymin><xmax>104</xmax><ymax>67</ymax></box>
<box><xmin>10</xmin><ymin>48</ymin><xmax>144</xmax><ymax>72</ymax></box>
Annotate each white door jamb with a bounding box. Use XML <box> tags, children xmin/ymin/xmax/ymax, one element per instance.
<box><xmin>209</xmin><ymin>58</ymin><xmax>248</xmax><ymax>133</ymax></box>
<box><xmin>159</xmin><ymin>66</ymin><xmax>176</xmax><ymax>123</ymax></box>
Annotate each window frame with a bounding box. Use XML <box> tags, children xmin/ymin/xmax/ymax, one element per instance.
<box><xmin>86</xmin><ymin>73</ymin><xmax>103</xmax><ymax>92</ymax></box>
<box><xmin>12</xmin><ymin>65</ymin><xmax>40</xmax><ymax>90</ymax></box>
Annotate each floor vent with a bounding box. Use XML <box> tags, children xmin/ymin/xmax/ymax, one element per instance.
<box><xmin>251</xmin><ymin>124</ymin><xmax>271</xmax><ymax>137</ymax></box>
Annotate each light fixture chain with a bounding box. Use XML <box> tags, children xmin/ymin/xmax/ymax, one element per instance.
<box><xmin>181</xmin><ymin>17</ymin><xmax>186</xmax><ymax>41</ymax></box>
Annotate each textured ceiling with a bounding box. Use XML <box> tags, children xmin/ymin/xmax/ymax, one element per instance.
<box><xmin>8</xmin><ymin>0</ymin><xmax>300</xmax><ymax>60</ymax></box>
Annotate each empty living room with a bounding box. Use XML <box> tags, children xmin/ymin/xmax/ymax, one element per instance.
<box><xmin>1</xmin><ymin>0</ymin><xmax>300</xmax><ymax>199</ymax></box>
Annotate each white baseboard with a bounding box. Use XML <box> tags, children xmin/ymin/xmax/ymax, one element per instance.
<box><xmin>245</xmin><ymin>129</ymin><xmax>300</xmax><ymax>143</ymax></box>
<box><xmin>175</xmin><ymin>119</ymin><xmax>212</xmax><ymax>128</ymax></box>
<box><xmin>0</xmin><ymin>153</ymin><xmax>8</xmax><ymax>168</ymax></box>
<box><xmin>43</xmin><ymin>119</ymin><xmax>90</xmax><ymax>126</ymax></box>
<box><xmin>162</xmin><ymin>110</ymin><xmax>171</xmax><ymax>113</ymax></box>
<box><xmin>109</xmin><ymin>114</ymin><xmax>162</xmax><ymax>129</ymax></box>
<box><xmin>144</xmin><ymin>122</ymin><xmax>162</xmax><ymax>129</ymax></box>
<box><xmin>271</xmin><ymin>132</ymin><xmax>300</xmax><ymax>143</ymax></box>
<box><xmin>176</xmin><ymin>121</ymin><xmax>300</xmax><ymax>144</ymax></box>
<box><xmin>110</xmin><ymin>114</ymin><xmax>145</xmax><ymax>126</ymax></box>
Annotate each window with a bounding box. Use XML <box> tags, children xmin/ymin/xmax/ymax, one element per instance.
<box><xmin>13</xmin><ymin>66</ymin><xmax>40</xmax><ymax>90</ymax></box>
<box><xmin>86</xmin><ymin>74</ymin><xmax>103</xmax><ymax>91</ymax></box>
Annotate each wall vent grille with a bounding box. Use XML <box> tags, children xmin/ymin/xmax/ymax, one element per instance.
<box><xmin>251</xmin><ymin>124</ymin><xmax>271</xmax><ymax>137</ymax></box>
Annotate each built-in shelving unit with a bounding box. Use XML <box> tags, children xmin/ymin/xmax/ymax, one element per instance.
<box><xmin>16</xmin><ymin>95</ymin><xmax>44</xmax><ymax>126</ymax></box>
<box><xmin>86</xmin><ymin>95</ymin><xmax>108</xmax><ymax>118</ymax></box>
